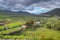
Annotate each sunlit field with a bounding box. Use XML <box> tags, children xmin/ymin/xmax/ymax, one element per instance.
<box><xmin>0</xmin><ymin>14</ymin><xmax>60</xmax><ymax>40</ymax></box>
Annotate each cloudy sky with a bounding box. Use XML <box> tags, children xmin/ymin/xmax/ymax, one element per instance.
<box><xmin>0</xmin><ymin>0</ymin><xmax>60</xmax><ymax>14</ymax></box>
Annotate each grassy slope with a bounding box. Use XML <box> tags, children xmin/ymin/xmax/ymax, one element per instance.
<box><xmin>0</xmin><ymin>11</ymin><xmax>60</xmax><ymax>40</ymax></box>
<box><xmin>0</xmin><ymin>27</ymin><xmax>60</xmax><ymax>40</ymax></box>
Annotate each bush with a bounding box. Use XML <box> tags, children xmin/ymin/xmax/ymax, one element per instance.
<box><xmin>45</xmin><ymin>17</ymin><xmax>60</xmax><ymax>30</ymax></box>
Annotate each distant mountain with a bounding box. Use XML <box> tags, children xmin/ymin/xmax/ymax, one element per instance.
<box><xmin>39</xmin><ymin>8</ymin><xmax>60</xmax><ymax>17</ymax></box>
<box><xmin>0</xmin><ymin>10</ymin><xmax>38</xmax><ymax>20</ymax></box>
<box><xmin>0</xmin><ymin>10</ymin><xmax>35</xmax><ymax>15</ymax></box>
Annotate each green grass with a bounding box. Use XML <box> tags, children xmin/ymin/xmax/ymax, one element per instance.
<box><xmin>0</xmin><ymin>27</ymin><xmax>22</xmax><ymax>35</ymax></box>
<box><xmin>0</xmin><ymin>27</ymin><xmax>60</xmax><ymax>40</ymax></box>
<box><xmin>0</xmin><ymin>26</ymin><xmax>5</xmax><ymax>30</ymax></box>
<box><xmin>0</xmin><ymin>21</ymin><xmax>25</xmax><ymax>31</ymax></box>
<box><xmin>0</xmin><ymin>16</ymin><xmax>60</xmax><ymax>40</ymax></box>
<box><xmin>7</xmin><ymin>21</ymin><xmax>25</xmax><ymax>28</ymax></box>
<box><xmin>18</xmin><ymin>27</ymin><xmax>60</xmax><ymax>40</ymax></box>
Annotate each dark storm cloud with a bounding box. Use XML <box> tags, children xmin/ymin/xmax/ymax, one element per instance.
<box><xmin>0</xmin><ymin>0</ymin><xmax>50</xmax><ymax>7</ymax></box>
<box><xmin>31</xmin><ymin>0</ymin><xmax>60</xmax><ymax>9</ymax></box>
<box><xmin>0</xmin><ymin>0</ymin><xmax>42</xmax><ymax>10</ymax></box>
<box><xmin>3</xmin><ymin>0</ymin><xmax>48</xmax><ymax>6</ymax></box>
<box><xmin>0</xmin><ymin>0</ymin><xmax>60</xmax><ymax>10</ymax></box>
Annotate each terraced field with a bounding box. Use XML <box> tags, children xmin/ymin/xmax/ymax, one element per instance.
<box><xmin>0</xmin><ymin>27</ymin><xmax>60</xmax><ymax>40</ymax></box>
<box><xmin>0</xmin><ymin>21</ymin><xmax>26</xmax><ymax>35</ymax></box>
<box><xmin>0</xmin><ymin>21</ymin><xmax>25</xmax><ymax>30</ymax></box>
<box><xmin>0</xmin><ymin>15</ymin><xmax>60</xmax><ymax>40</ymax></box>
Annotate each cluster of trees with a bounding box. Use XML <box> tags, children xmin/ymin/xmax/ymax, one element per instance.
<box><xmin>43</xmin><ymin>17</ymin><xmax>60</xmax><ymax>30</ymax></box>
<box><xmin>21</xmin><ymin>20</ymin><xmax>40</xmax><ymax>29</ymax></box>
<box><xmin>20</xmin><ymin>16</ymin><xmax>60</xmax><ymax>31</ymax></box>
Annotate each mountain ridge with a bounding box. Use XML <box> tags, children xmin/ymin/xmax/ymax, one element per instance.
<box><xmin>39</xmin><ymin>8</ymin><xmax>60</xmax><ymax>17</ymax></box>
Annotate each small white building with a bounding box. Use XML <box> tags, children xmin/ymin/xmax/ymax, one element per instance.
<box><xmin>21</xmin><ymin>24</ymin><xmax>27</xmax><ymax>28</ymax></box>
<box><xmin>33</xmin><ymin>21</ymin><xmax>40</xmax><ymax>26</ymax></box>
<box><xmin>35</xmin><ymin>21</ymin><xmax>40</xmax><ymax>24</ymax></box>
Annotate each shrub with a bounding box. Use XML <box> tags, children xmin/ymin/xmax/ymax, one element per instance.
<box><xmin>45</xmin><ymin>17</ymin><xmax>60</xmax><ymax>30</ymax></box>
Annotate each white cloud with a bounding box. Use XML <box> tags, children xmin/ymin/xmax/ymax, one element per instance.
<box><xmin>0</xmin><ymin>0</ymin><xmax>60</xmax><ymax>14</ymax></box>
<box><xmin>31</xmin><ymin>0</ymin><xmax>60</xmax><ymax>9</ymax></box>
<box><xmin>23</xmin><ymin>7</ymin><xmax>50</xmax><ymax>14</ymax></box>
<box><xmin>0</xmin><ymin>0</ymin><xmax>60</xmax><ymax>9</ymax></box>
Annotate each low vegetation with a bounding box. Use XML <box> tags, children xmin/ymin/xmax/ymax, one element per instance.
<box><xmin>0</xmin><ymin>12</ymin><xmax>60</xmax><ymax>40</ymax></box>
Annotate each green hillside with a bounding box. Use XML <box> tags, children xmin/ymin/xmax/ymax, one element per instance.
<box><xmin>0</xmin><ymin>10</ymin><xmax>60</xmax><ymax>40</ymax></box>
<box><xmin>0</xmin><ymin>10</ymin><xmax>39</xmax><ymax>21</ymax></box>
